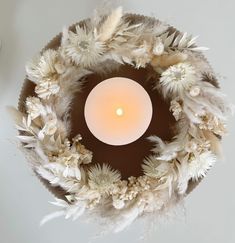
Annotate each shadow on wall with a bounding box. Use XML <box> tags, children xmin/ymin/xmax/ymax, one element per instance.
<box><xmin>0</xmin><ymin>0</ymin><xmax>20</xmax><ymax>100</ymax></box>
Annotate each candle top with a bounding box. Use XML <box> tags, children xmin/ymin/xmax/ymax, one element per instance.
<box><xmin>84</xmin><ymin>77</ymin><xmax>153</xmax><ymax>146</ymax></box>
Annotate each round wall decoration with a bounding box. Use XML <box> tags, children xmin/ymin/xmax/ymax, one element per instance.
<box><xmin>10</xmin><ymin>6</ymin><xmax>232</xmax><ymax>232</ymax></box>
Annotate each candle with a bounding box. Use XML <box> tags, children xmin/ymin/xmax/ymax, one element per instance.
<box><xmin>84</xmin><ymin>77</ymin><xmax>153</xmax><ymax>146</ymax></box>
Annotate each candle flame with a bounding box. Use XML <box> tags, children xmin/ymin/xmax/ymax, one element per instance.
<box><xmin>116</xmin><ymin>107</ymin><xmax>124</xmax><ymax>116</ymax></box>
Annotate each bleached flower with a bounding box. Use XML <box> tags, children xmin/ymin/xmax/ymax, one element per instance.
<box><xmin>170</xmin><ymin>99</ymin><xmax>183</xmax><ymax>121</ymax></box>
<box><xmin>46</xmin><ymin>139</ymin><xmax>92</xmax><ymax>181</ymax></box>
<box><xmin>56</xmin><ymin>150</ymin><xmax>80</xmax><ymax>167</ymax></box>
<box><xmin>88</xmin><ymin>164</ymin><xmax>121</xmax><ymax>193</ymax></box>
<box><xmin>26</xmin><ymin>96</ymin><xmax>44</xmax><ymax>119</ymax></box>
<box><xmin>112</xmin><ymin>198</ymin><xmax>125</xmax><ymax>209</ymax></box>
<box><xmin>189</xmin><ymin>85</ymin><xmax>200</xmax><ymax>97</ymax></box>
<box><xmin>142</xmin><ymin>155</ymin><xmax>171</xmax><ymax>179</ymax></box>
<box><xmin>131</xmin><ymin>40</ymin><xmax>152</xmax><ymax>68</ymax></box>
<box><xmin>160</xmin><ymin>62</ymin><xmax>197</xmax><ymax>96</ymax></box>
<box><xmin>35</xmin><ymin>80</ymin><xmax>60</xmax><ymax>99</ymax></box>
<box><xmin>199</xmin><ymin>113</ymin><xmax>226</xmax><ymax>135</ymax></box>
<box><xmin>26</xmin><ymin>49</ymin><xmax>64</xmax><ymax>83</ymax></box>
<box><xmin>44</xmin><ymin>161</ymin><xmax>81</xmax><ymax>181</ymax></box>
<box><xmin>188</xmin><ymin>151</ymin><xmax>216</xmax><ymax>180</ymax></box>
<box><xmin>62</xmin><ymin>25</ymin><xmax>105</xmax><ymax>67</ymax></box>
<box><xmin>71</xmin><ymin>135</ymin><xmax>93</xmax><ymax>165</ymax></box>
<box><xmin>185</xmin><ymin>138</ymin><xmax>210</xmax><ymax>154</ymax></box>
<box><xmin>153</xmin><ymin>37</ymin><xmax>164</xmax><ymax>56</ymax></box>
<box><xmin>42</xmin><ymin>118</ymin><xmax>57</xmax><ymax>135</ymax></box>
<box><xmin>39</xmin><ymin>116</ymin><xmax>57</xmax><ymax>138</ymax></box>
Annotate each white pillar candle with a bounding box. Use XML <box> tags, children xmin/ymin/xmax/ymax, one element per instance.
<box><xmin>84</xmin><ymin>77</ymin><xmax>153</xmax><ymax>146</ymax></box>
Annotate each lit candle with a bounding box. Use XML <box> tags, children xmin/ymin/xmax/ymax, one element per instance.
<box><xmin>84</xmin><ymin>77</ymin><xmax>153</xmax><ymax>146</ymax></box>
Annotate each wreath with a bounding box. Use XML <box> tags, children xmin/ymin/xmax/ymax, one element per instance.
<box><xmin>10</xmin><ymin>7</ymin><xmax>232</xmax><ymax>232</ymax></box>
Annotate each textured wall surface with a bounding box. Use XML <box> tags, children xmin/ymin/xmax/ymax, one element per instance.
<box><xmin>0</xmin><ymin>0</ymin><xmax>234</xmax><ymax>242</ymax></box>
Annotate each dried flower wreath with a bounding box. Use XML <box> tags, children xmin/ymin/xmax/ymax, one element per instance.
<box><xmin>10</xmin><ymin>7</ymin><xmax>232</xmax><ymax>232</ymax></box>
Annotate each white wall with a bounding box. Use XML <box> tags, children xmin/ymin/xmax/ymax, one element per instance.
<box><xmin>0</xmin><ymin>0</ymin><xmax>234</xmax><ymax>242</ymax></box>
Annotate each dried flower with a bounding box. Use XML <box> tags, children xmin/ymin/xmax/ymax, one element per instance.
<box><xmin>189</xmin><ymin>85</ymin><xmax>200</xmax><ymax>97</ymax></box>
<box><xmin>26</xmin><ymin>49</ymin><xmax>64</xmax><ymax>83</ymax></box>
<box><xmin>199</xmin><ymin>113</ymin><xmax>226</xmax><ymax>135</ymax></box>
<box><xmin>160</xmin><ymin>62</ymin><xmax>197</xmax><ymax>96</ymax></box>
<box><xmin>26</xmin><ymin>97</ymin><xmax>44</xmax><ymax>119</ymax></box>
<box><xmin>35</xmin><ymin>80</ymin><xmax>60</xmax><ymax>99</ymax></box>
<box><xmin>38</xmin><ymin>111</ymin><xmax>58</xmax><ymax>139</ymax></box>
<box><xmin>62</xmin><ymin>25</ymin><xmax>105</xmax><ymax>67</ymax></box>
<box><xmin>153</xmin><ymin>37</ymin><xmax>164</xmax><ymax>56</ymax></box>
<box><xmin>142</xmin><ymin>155</ymin><xmax>172</xmax><ymax>179</ymax></box>
<box><xmin>185</xmin><ymin>138</ymin><xmax>211</xmax><ymax>153</ymax></box>
<box><xmin>188</xmin><ymin>151</ymin><xmax>216</xmax><ymax>180</ymax></box>
<box><xmin>41</xmin><ymin>118</ymin><xmax>57</xmax><ymax>135</ymax></box>
<box><xmin>71</xmin><ymin>136</ymin><xmax>93</xmax><ymax>165</ymax></box>
<box><xmin>88</xmin><ymin>164</ymin><xmax>121</xmax><ymax>193</ymax></box>
<box><xmin>170</xmin><ymin>99</ymin><xmax>183</xmax><ymax>120</ymax></box>
<box><xmin>44</xmin><ymin>162</ymin><xmax>81</xmax><ymax>181</ymax></box>
<box><xmin>112</xmin><ymin>198</ymin><xmax>125</xmax><ymax>209</ymax></box>
<box><xmin>131</xmin><ymin>40</ymin><xmax>152</xmax><ymax>68</ymax></box>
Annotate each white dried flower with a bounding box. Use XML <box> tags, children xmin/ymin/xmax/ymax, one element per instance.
<box><xmin>131</xmin><ymin>40</ymin><xmax>152</xmax><ymax>68</ymax></box>
<box><xmin>26</xmin><ymin>97</ymin><xmax>44</xmax><ymax>119</ymax></box>
<box><xmin>153</xmin><ymin>37</ymin><xmax>164</xmax><ymax>56</ymax></box>
<box><xmin>35</xmin><ymin>80</ymin><xmax>60</xmax><ymax>99</ymax></box>
<box><xmin>112</xmin><ymin>198</ymin><xmax>125</xmax><ymax>209</ymax></box>
<box><xmin>56</xmin><ymin>150</ymin><xmax>80</xmax><ymax>167</ymax></box>
<box><xmin>185</xmin><ymin>140</ymin><xmax>198</xmax><ymax>153</ymax></box>
<box><xmin>39</xmin><ymin>117</ymin><xmax>57</xmax><ymax>137</ymax></box>
<box><xmin>44</xmin><ymin>162</ymin><xmax>81</xmax><ymax>181</ymax></box>
<box><xmin>170</xmin><ymin>99</ymin><xmax>183</xmax><ymax>121</ymax></box>
<box><xmin>62</xmin><ymin>25</ymin><xmax>105</xmax><ymax>67</ymax></box>
<box><xmin>42</xmin><ymin>118</ymin><xmax>57</xmax><ymax>135</ymax></box>
<box><xmin>160</xmin><ymin>62</ymin><xmax>197</xmax><ymax>96</ymax></box>
<box><xmin>189</xmin><ymin>85</ymin><xmax>200</xmax><ymax>97</ymax></box>
<box><xmin>185</xmin><ymin>138</ymin><xmax>211</xmax><ymax>153</ymax></box>
<box><xmin>199</xmin><ymin>114</ymin><xmax>226</xmax><ymax>135</ymax></box>
<box><xmin>88</xmin><ymin>164</ymin><xmax>121</xmax><ymax>193</ymax></box>
<box><xmin>71</xmin><ymin>135</ymin><xmax>93</xmax><ymax>165</ymax></box>
<box><xmin>188</xmin><ymin>151</ymin><xmax>216</xmax><ymax>180</ymax></box>
<box><xmin>142</xmin><ymin>155</ymin><xmax>171</xmax><ymax>179</ymax></box>
<box><xmin>26</xmin><ymin>49</ymin><xmax>64</xmax><ymax>83</ymax></box>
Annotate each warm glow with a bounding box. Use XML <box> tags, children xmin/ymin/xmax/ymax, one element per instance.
<box><xmin>116</xmin><ymin>107</ymin><xmax>124</xmax><ymax>116</ymax></box>
<box><xmin>84</xmin><ymin>77</ymin><xmax>153</xmax><ymax>146</ymax></box>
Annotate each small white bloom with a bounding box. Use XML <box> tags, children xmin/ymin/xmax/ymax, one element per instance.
<box><xmin>26</xmin><ymin>96</ymin><xmax>44</xmax><ymax>119</ymax></box>
<box><xmin>26</xmin><ymin>49</ymin><xmax>64</xmax><ymax>83</ymax></box>
<box><xmin>62</xmin><ymin>25</ymin><xmax>105</xmax><ymax>67</ymax></box>
<box><xmin>113</xmin><ymin>198</ymin><xmax>125</xmax><ymax>209</ymax></box>
<box><xmin>88</xmin><ymin>164</ymin><xmax>121</xmax><ymax>193</ymax></box>
<box><xmin>35</xmin><ymin>80</ymin><xmax>60</xmax><ymax>99</ymax></box>
<box><xmin>199</xmin><ymin>114</ymin><xmax>226</xmax><ymax>136</ymax></box>
<box><xmin>160</xmin><ymin>62</ymin><xmax>197</xmax><ymax>96</ymax></box>
<box><xmin>44</xmin><ymin>162</ymin><xmax>81</xmax><ymax>181</ymax></box>
<box><xmin>131</xmin><ymin>40</ymin><xmax>151</xmax><ymax>68</ymax></box>
<box><xmin>153</xmin><ymin>37</ymin><xmax>164</xmax><ymax>56</ymax></box>
<box><xmin>170</xmin><ymin>99</ymin><xmax>182</xmax><ymax>121</ymax></box>
<box><xmin>189</xmin><ymin>85</ymin><xmax>200</xmax><ymax>97</ymax></box>
<box><xmin>185</xmin><ymin>140</ymin><xmax>198</xmax><ymax>152</ymax></box>
<box><xmin>40</xmin><ymin>117</ymin><xmax>57</xmax><ymax>137</ymax></box>
<box><xmin>142</xmin><ymin>155</ymin><xmax>171</xmax><ymax>179</ymax></box>
<box><xmin>71</xmin><ymin>136</ymin><xmax>93</xmax><ymax>165</ymax></box>
<box><xmin>188</xmin><ymin>151</ymin><xmax>216</xmax><ymax>180</ymax></box>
